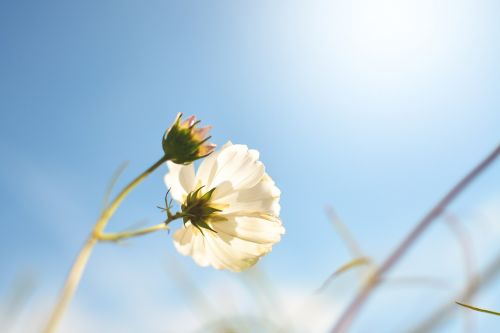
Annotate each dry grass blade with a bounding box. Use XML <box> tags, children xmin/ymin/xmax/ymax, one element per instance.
<box><xmin>456</xmin><ymin>302</ymin><xmax>500</xmax><ymax>316</ymax></box>
<box><xmin>316</xmin><ymin>257</ymin><xmax>372</xmax><ymax>294</ymax></box>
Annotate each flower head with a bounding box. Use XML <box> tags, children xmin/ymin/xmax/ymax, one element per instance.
<box><xmin>162</xmin><ymin>113</ymin><xmax>216</xmax><ymax>164</ymax></box>
<box><xmin>164</xmin><ymin>142</ymin><xmax>284</xmax><ymax>272</ymax></box>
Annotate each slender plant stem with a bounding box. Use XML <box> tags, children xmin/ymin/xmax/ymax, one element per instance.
<box><xmin>43</xmin><ymin>155</ymin><xmax>169</xmax><ymax>333</ymax></box>
<box><xmin>97</xmin><ymin>223</ymin><xmax>169</xmax><ymax>242</ymax></box>
<box><xmin>43</xmin><ymin>237</ymin><xmax>97</xmax><ymax>333</ymax></box>
<box><xmin>331</xmin><ymin>144</ymin><xmax>500</xmax><ymax>333</ymax></box>
<box><xmin>455</xmin><ymin>302</ymin><xmax>500</xmax><ymax>317</ymax></box>
<box><xmin>93</xmin><ymin>155</ymin><xmax>170</xmax><ymax>235</ymax></box>
<box><xmin>98</xmin><ymin>212</ymin><xmax>184</xmax><ymax>242</ymax></box>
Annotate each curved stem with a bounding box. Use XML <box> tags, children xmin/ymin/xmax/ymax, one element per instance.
<box><xmin>43</xmin><ymin>155</ymin><xmax>169</xmax><ymax>333</ymax></box>
<box><xmin>94</xmin><ymin>155</ymin><xmax>170</xmax><ymax>234</ymax></box>
<box><xmin>43</xmin><ymin>236</ymin><xmax>96</xmax><ymax>333</ymax></box>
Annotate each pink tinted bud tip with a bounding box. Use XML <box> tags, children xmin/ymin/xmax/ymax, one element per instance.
<box><xmin>182</xmin><ymin>115</ymin><xmax>196</xmax><ymax>128</ymax></box>
<box><xmin>199</xmin><ymin>143</ymin><xmax>217</xmax><ymax>156</ymax></box>
<box><xmin>194</xmin><ymin>125</ymin><xmax>212</xmax><ymax>139</ymax></box>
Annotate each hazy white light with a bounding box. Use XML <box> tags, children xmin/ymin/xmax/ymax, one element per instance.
<box><xmin>347</xmin><ymin>0</ymin><xmax>438</xmax><ymax>63</ymax></box>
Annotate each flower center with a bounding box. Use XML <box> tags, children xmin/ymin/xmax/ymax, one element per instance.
<box><xmin>181</xmin><ymin>186</ymin><xmax>222</xmax><ymax>234</ymax></box>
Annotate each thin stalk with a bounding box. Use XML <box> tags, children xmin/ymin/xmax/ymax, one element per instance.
<box><xmin>97</xmin><ymin>223</ymin><xmax>168</xmax><ymax>242</ymax></box>
<box><xmin>43</xmin><ymin>155</ymin><xmax>169</xmax><ymax>333</ymax></box>
<box><xmin>455</xmin><ymin>302</ymin><xmax>500</xmax><ymax>316</ymax></box>
<box><xmin>43</xmin><ymin>237</ymin><xmax>97</xmax><ymax>333</ymax></box>
<box><xmin>93</xmin><ymin>155</ymin><xmax>170</xmax><ymax>235</ymax></box>
<box><xmin>98</xmin><ymin>213</ymin><xmax>183</xmax><ymax>242</ymax></box>
<box><xmin>331</xmin><ymin>144</ymin><xmax>500</xmax><ymax>333</ymax></box>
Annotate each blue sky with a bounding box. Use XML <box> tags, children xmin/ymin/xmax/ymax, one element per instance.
<box><xmin>1</xmin><ymin>0</ymin><xmax>499</xmax><ymax>332</ymax></box>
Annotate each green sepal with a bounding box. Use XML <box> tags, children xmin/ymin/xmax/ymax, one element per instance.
<box><xmin>180</xmin><ymin>185</ymin><xmax>223</xmax><ymax>236</ymax></box>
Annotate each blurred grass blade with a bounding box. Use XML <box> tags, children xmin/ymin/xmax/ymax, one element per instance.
<box><xmin>241</xmin><ymin>268</ymin><xmax>283</xmax><ymax>323</ymax></box>
<box><xmin>456</xmin><ymin>302</ymin><xmax>500</xmax><ymax>316</ymax></box>
<box><xmin>325</xmin><ymin>206</ymin><xmax>364</xmax><ymax>258</ymax></box>
<box><xmin>317</xmin><ymin>257</ymin><xmax>371</xmax><ymax>293</ymax></box>
<box><xmin>101</xmin><ymin>161</ymin><xmax>129</xmax><ymax>210</ymax></box>
<box><xmin>445</xmin><ymin>214</ymin><xmax>476</xmax><ymax>332</ymax></box>
<box><xmin>383</xmin><ymin>276</ymin><xmax>448</xmax><ymax>289</ymax></box>
<box><xmin>1</xmin><ymin>271</ymin><xmax>37</xmax><ymax>333</ymax></box>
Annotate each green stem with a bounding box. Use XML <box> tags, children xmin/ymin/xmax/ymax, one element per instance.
<box><xmin>98</xmin><ymin>213</ymin><xmax>184</xmax><ymax>242</ymax></box>
<box><xmin>43</xmin><ymin>155</ymin><xmax>170</xmax><ymax>333</ymax></box>
<box><xmin>97</xmin><ymin>223</ymin><xmax>169</xmax><ymax>242</ymax></box>
<box><xmin>94</xmin><ymin>155</ymin><xmax>170</xmax><ymax>235</ymax></box>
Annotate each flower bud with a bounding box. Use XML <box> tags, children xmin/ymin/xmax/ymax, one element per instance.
<box><xmin>162</xmin><ymin>113</ymin><xmax>216</xmax><ymax>164</ymax></box>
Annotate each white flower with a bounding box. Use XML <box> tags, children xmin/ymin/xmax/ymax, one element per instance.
<box><xmin>164</xmin><ymin>142</ymin><xmax>284</xmax><ymax>272</ymax></box>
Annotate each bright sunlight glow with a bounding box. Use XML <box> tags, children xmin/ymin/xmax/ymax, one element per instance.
<box><xmin>346</xmin><ymin>0</ymin><xmax>439</xmax><ymax>63</ymax></box>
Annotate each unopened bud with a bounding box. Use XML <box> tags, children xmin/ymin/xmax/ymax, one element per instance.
<box><xmin>162</xmin><ymin>113</ymin><xmax>216</xmax><ymax>164</ymax></box>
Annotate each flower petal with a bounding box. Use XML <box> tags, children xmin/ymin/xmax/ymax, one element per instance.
<box><xmin>204</xmin><ymin>231</ymin><xmax>263</xmax><ymax>271</ymax></box>
<box><xmin>210</xmin><ymin>215</ymin><xmax>284</xmax><ymax>245</ymax></box>
<box><xmin>173</xmin><ymin>221</ymin><xmax>277</xmax><ymax>271</ymax></box>
<box><xmin>208</xmin><ymin>143</ymin><xmax>265</xmax><ymax>197</ymax></box>
<box><xmin>195</xmin><ymin>141</ymin><xmax>232</xmax><ymax>187</ymax></box>
<box><xmin>213</xmin><ymin>173</ymin><xmax>281</xmax><ymax>216</ymax></box>
<box><xmin>164</xmin><ymin>161</ymin><xmax>195</xmax><ymax>203</ymax></box>
<box><xmin>172</xmin><ymin>224</ymin><xmax>194</xmax><ymax>255</ymax></box>
<box><xmin>172</xmin><ymin>225</ymin><xmax>211</xmax><ymax>267</ymax></box>
<box><xmin>191</xmin><ymin>231</ymin><xmax>211</xmax><ymax>267</ymax></box>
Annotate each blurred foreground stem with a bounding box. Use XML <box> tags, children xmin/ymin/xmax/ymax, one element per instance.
<box><xmin>43</xmin><ymin>155</ymin><xmax>170</xmax><ymax>333</ymax></box>
<box><xmin>331</xmin><ymin>144</ymin><xmax>500</xmax><ymax>333</ymax></box>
